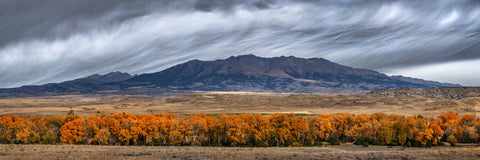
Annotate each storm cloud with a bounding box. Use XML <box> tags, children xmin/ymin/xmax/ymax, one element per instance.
<box><xmin>1</xmin><ymin>0</ymin><xmax>479</xmax><ymax>88</ymax></box>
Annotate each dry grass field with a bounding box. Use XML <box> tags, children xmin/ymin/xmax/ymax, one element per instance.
<box><xmin>1</xmin><ymin>144</ymin><xmax>480</xmax><ymax>160</ymax></box>
<box><xmin>1</xmin><ymin>92</ymin><xmax>480</xmax><ymax>116</ymax></box>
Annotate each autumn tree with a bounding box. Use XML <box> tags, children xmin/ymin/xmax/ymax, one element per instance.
<box><xmin>61</xmin><ymin>119</ymin><xmax>86</xmax><ymax>144</ymax></box>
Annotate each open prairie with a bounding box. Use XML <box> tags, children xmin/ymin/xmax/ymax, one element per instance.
<box><xmin>1</xmin><ymin>92</ymin><xmax>479</xmax><ymax>116</ymax></box>
<box><xmin>1</xmin><ymin>144</ymin><xmax>480</xmax><ymax>160</ymax></box>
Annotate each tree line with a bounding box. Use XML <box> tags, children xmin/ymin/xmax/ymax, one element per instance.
<box><xmin>0</xmin><ymin>112</ymin><xmax>478</xmax><ymax>147</ymax></box>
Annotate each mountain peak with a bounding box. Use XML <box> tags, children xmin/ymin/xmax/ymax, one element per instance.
<box><xmin>227</xmin><ymin>54</ymin><xmax>258</xmax><ymax>59</ymax></box>
<box><xmin>76</xmin><ymin>71</ymin><xmax>132</xmax><ymax>85</ymax></box>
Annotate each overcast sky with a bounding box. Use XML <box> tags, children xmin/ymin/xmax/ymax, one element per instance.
<box><xmin>1</xmin><ymin>0</ymin><xmax>479</xmax><ymax>88</ymax></box>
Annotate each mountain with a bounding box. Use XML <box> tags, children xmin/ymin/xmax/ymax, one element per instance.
<box><xmin>123</xmin><ymin>55</ymin><xmax>458</xmax><ymax>94</ymax></box>
<box><xmin>0</xmin><ymin>72</ymin><xmax>133</xmax><ymax>97</ymax></box>
<box><xmin>0</xmin><ymin>55</ymin><xmax>460</xmax><ymax>97</ymax></box>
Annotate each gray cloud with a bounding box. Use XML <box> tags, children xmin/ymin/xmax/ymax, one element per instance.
<box><xmin>1</xmin><ymin>0</ymin><xmax>479</xmax><ymax>88</ymax></box>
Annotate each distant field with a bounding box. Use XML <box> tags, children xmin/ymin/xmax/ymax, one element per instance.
<box><xmin>1</xmin><ymin>144</ymin><xmax>480</xmax><ymax>160</ymax></box>
<box><xmin>1</xmin><ymin>93</ymin><xmax>479</xmax><ymax>116</ymax></box>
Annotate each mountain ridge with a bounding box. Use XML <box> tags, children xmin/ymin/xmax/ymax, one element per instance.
<box><xmin>0</xmin><ymin>55</ymin><xmax>460</xmax><ymax>97</ymax></box>
<box><xmin>124</xmin><ymin>54</ymin><xmax>458</xmax><ymax>92</ymax></box>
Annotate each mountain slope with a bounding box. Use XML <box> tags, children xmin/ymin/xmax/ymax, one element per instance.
<box><xmin>124</xmin><ymin>55</ymin><xmax>459</xmax><ymax>93</ymax></box>
<box><xmin>0</xmin><ymin>72</ymin><xmax>132</xmax><ymax>97</ymax></box>
<box><xmin>390</xmin><ymin>75</ymin><xmax>459</xmax><ymax>88</ymax></box>
<box><xmin>0</xmin><ymin>55</ymin><xmax>460</xmax><ymax>97</ymax></box>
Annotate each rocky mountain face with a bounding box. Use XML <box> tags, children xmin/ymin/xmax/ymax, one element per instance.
<box><xmin>369</xmin><ymin>87</ymin><xmax>480</xmax><ymax>99</ymax></box>
<box><xmin>0</xmin><ymin>55</ymin><xmax>460</xmax><ymax>97</ymax></box>
<box><xmin>123</xmin><ymin>55</ymin><xmax>458</xmax><ymax>93</ymax></box>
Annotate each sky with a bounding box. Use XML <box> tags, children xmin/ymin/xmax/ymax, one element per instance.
<box><xmin>1</xmin><ymin>0</ymin><xmax>480</xmax><ymax>88</ymax></box>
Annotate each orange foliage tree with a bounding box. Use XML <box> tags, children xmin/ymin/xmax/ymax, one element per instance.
<box><xmin>0</xmin><ymin>112</ymin><xmax>479</xmax><ymax>147</ymax></box>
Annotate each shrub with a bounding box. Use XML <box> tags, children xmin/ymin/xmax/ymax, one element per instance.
<box><xmin>327</xmin><ymin>136</ymin><xmax>340</xmax><ymax>145</ymax></box>
<box><xmin>362</xmin><ymin>142</ymin><xmax>369</xmax><ymax>147</ymax></box>
<box><xmin>447</xmin><ymin>135</ymin><xmax>457</xmax><ymax>146</ymax></box>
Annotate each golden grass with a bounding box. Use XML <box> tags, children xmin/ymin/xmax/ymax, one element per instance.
<box><xmin>1</xmin><ymin>144</ymin><xmax>479</xmax><ymax>160</ymax></box>
<box><xmin>1</xmin><ymin>93</ymin><xmax>480</xmax><ymax>116</ymax></box>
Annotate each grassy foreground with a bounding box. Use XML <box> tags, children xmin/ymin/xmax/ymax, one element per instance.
<box><xmin>1</xmin><ymin>144</ymin><xmax>480</xmax><ymax>160</ymax></box>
